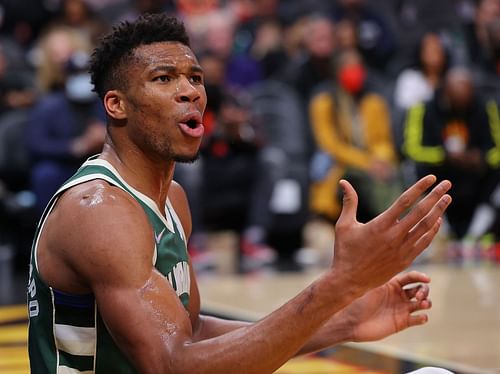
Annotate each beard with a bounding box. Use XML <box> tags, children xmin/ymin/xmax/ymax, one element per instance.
<box><xmin>141</xmin><ymin>131</ymin><xmax>201</xmax><ymax>164</ymax></box>
<box><xmin>173</xmin><ymin>151</ymin><xmax>200</xmax><ymax>164</ymax></box>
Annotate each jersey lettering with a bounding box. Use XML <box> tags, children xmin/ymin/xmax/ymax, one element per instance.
<box><xmin>166</xmin><ymin>261</ymin><xmax>190</xmax><ymax>297</ymax></box>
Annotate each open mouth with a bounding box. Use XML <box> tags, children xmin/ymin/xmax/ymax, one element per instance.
<box><xmin>178</xmin><ymin>113</ymin><xmax>204</xmax><ymax>138</ymax></box>
<box><xmin>186</xmin><ymin>118</ymin><xmax>198</xmax><ymax>129</ymax></box>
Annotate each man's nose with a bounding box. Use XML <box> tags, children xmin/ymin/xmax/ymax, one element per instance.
<box><xmin>175</xmin><ymin>76</ymin><xmax>201</xmax><ymax>103</ymax></box>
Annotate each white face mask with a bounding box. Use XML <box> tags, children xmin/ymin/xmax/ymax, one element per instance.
<box><xmin>65</xmin><ymin>73</ymin><xmax>96</xmax><ymax>103</ymax></box>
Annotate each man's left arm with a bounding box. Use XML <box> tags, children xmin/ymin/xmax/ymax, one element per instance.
<box><xmin>191</xmin><ymin>270</ymin><xmax>431</xmax><ymax>355</ymax></box>
<box><xmin>171</xmin><ymin>181</ymin><xmax>432</xmax><ymax>355</ymax></box>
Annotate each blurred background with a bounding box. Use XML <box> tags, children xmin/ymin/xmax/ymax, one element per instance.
<box><xmin>0</xmin><ymin>0</ymin><xmax>499</xmax><ymax>372</ymax></box>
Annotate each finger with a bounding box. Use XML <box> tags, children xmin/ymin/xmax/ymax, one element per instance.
<box><xmin>404</xmin><ymin>284</ymin><xmax>429</xmax><ymax>300</ymax></box>
<box><xmin>408</xmin><ymin>313</ymin><xmax>429</xmax><ymax>327</ymax></box>
<box><xmin>337</xmin><ymin>179</ymin><xmax>359</xmax><ymax>226</ymax></box>
<box><xmin>405</xmin><ymin>195</ymin><xmax>451</xmax><ymax>246</ymax></box>
<box><xmin>409</xmin><ymin>217</ymin><xmax>443</xmax><ymax>259</ymax></box>
<box><xmin>415</xmin><ymin>284</ymin><xmax>430</xmax><ymax>301</ymax></box>
<box><xmin>404</xmin><ymin>286</ymin><xmax>420</xmax><ymax>300</ymax></box>
<box><xmin>373</xmin><ymin>175</ymin><xmax>437</xmax><ymax>228</ymax></box>
<box><xmin>397</xmin><ymin>180</ymin><xmax>452</xmax><ymax>234</ymax></box>
<box><xmin>396</xmin><ymin>270</ymin><xmax>431</xmax><ymax>286</ymax></box>
<box><xmin>409</xmin><ymin>298</ymin><xmax>432</xmax><ymax>313</ymax></box>
<box><xmin>405</xmin><ymin>192</ymin><xmax>451</xmax><ymax>250</ymax></box>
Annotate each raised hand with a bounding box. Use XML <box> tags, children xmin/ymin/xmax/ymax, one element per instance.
<box><xmin>332</xmin><ymin>175</ymin><xmax>451</xmax><ymax>295</ymax></box>
<box><xmin>340</xmin><ymin>271</ymin><xmax>432</xmax><ymax>342</ymax></box>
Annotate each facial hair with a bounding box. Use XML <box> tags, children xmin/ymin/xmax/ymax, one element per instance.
<box><xmin>174</xmin><ymin>151</ymin><xmax>200</xmax><ymax>163</ymax></box>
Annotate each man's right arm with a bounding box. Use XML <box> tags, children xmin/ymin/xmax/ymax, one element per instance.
<box><xmin>44</xmin><ymin>175</ymin><xmax>451</xmax><ymax>373</ymax></box>
<box><xmin>47</xmin><ymin>183</ymin><xmax>361</xmax><ymax>373</ymax></box>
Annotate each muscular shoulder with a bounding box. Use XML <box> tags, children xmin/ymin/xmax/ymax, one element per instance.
<box><xmin>39</xmin><ymin>179</ymin><xmax>155</xmax><ymax>292</ymax></box>
<box><xmin>53</xmin><ymin>179</ymin><xmax>148</xmax><ymax>230</ymax></box>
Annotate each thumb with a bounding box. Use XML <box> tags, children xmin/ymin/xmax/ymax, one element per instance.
<box><xmin>337</xmin><ymin>179</ymin><xmax>358</xmax><ymax>224</ymax></box>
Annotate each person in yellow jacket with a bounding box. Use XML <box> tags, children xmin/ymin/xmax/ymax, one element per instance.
<box><xmin>309</xmin><ymin>49</ymin><xmax>400</xmax><ymax>222</ymax></box>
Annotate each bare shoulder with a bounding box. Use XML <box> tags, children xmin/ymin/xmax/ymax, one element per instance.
<box><xmin>168</xmin><ymin>180</ymin><xmax>192</xmax><ymax>240</ymax></box>
<box><xmin>38</xmin><ymin>179</ymin><xmax>155</xmax><ymax>293</ymax></box>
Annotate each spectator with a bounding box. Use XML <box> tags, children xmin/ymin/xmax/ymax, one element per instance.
<box><xmin>52</xmin><ymin>0</ymin><xmax>109</xmax><ymax>45</ymax></box>
<box><xmin>471</xmin><ymin>18</ymin><xmax>500</xmax><ymax>102</ymax></box>
<box><xmin>26</xmin><ymin>51</ymin><xmax>106</xmax><ymax>214</ymax></box>
<box><xmin>403</xmin><ymin>67</ymin><xmax>500</xmax><ymax>244</ymax></box>
<box><xmin>281</xmin><ymin>14</ymin><xmax>336</xmax><ymax>103</ymax></box>
<box><xmin>0</xmin><ymin>0</ymin><xmax>55</xmax><ymax>48</ymax></box>
<box><xmin>187</xmin><ymin>9</ymin><xmax>263</xmax><ymax>88</ymax></box>
<box><xmin>0</xmin><ymin>43</ymin><xmax>35</xmax><ymax>117</ymax></box>
<box><xmin>331</xmin><ymin>0</ymin><xmax>396</xmax><ymax>72</ymax></box>
<box><xmin>464</xmin><ymin>0</ymin><xmax>500</xmax><ymax>71</ymax></box>
<box><xmin>394</xmin><ymin>32</ymin><xmax>450</xmax><ymax>111</ymax></box>
<box><xmin>0</xmin><ymin>41</ymin><xmax>36</xmax><ymax>191</ymax></box>
<box><xmin>249</xmin><ymin>79</ymin><xmax>311</xmax><ymax>270</ymax></box>
<box><xmin>32</xmin><ymin>25</ymin><xmax>92</xmax><ymax>93</ymax></box>
<box><xmin>390</xmin><ymin>0</ymin><xmax>468</xmax><ymax>72</ymax></box>
<box><xmin>201</xmin><ymin>89</ymin><xmax>276</xmax><ymax>271</ymax></box>
<box><xmin>228</xmin><ymin>0</ymin><xmax>288</xmax><ymax>78</ymax></box>
<box><xmin>249</xmin><ymin>18</ymin><xmax>289</xmax><ymax>78</ymax></box>
<box><xmin>309</xmin><ymin>49</ymin><xmax>400</xmax><ymax>223</ymax></box>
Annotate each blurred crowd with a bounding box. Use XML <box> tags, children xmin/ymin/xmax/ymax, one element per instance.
<box><xmin>1</xmin><ymin>0</ymin><xmax>500</xmax><ymax>274</ymax></box>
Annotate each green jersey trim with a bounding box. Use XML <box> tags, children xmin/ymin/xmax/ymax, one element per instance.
<box><xmin>79</xmin><ymin>158</ymin><xmax>186</xmax><ymax>239</ymax></box>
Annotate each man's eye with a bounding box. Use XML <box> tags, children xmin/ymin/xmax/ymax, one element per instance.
<box><xmin>191</xmin><ymin>75</ymin><xmax>203</xmax><ymax>84</ymax></box>
<box><xmin>154</xmin><ymin>75</ymin><xmax>170</xmax><ymax>82</ymax></box>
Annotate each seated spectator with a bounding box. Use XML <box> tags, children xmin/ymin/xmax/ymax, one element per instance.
<box><xmin>309</xmin><ymin>49</ymin><xmax>400</xmax><ymax>223</ymax></box>
<box><xmin>393</xmin><ymin>32</ymin><xmax>451</xmax><ymax>153</ymax></box>
<box><xmin>464</xmin><ymin>0</ymin><xmax>500</xmax><ymax>72</ymax></box>
<box><xmin>200</xmin><ymin>90</ymin><xmax>276</xmax><ymax>271</ymax></box>
<box><xmin>0</xmin><ymin>43</ymin><xmax>36</xmax><ymax>117</ymax></box>
<box><xmin>472</xmin><ymin>18</ymin><xmax>500</xmax><ymax>103</ymax></box>
<box><xmin>394</xmin><ymin>32</ymin><xmax>450</xmax><ymax>111</ymax></box>
<box><xmin>0</xmin><ymin>42</ymin><xmax>36</xmax><ymax>192</ymax></box>
<box><xmin>249</xmin><ymin>18</ymin><xmax>289</xmax><ymax>79</ymax></box>
<box><xmin>331</xmin><ymin>0</ymin><xmax>396</xmax><ymax>72</ymax></box>
<box><xmin>32</xmin><ymin>25</ymin><xmax>92</xmax><ymax>94</ymax></box>
<box><xmin>280</xmin><ymin>14</ymin><xmax>337</xmax><ymax>103</ymax></box>
<box><xmin>403</xmin><ymin>67</ymin><xmax>500</xmax><ymax>245</ymax></box>
<box><xmin>0</xmin><ymin>0</ymin><xmax>54</xmax><ymax>48</ymax></box>
<box><xmin>51</xmin><ymin>0</ymin><xmax>109</xmax><ymax>45</ymax></box>
<box><xmin>390</xmin><ymin>0</ymin><xmax>468</xmax><ymax>72</ymax></box>
<box><xmin>199</xmin><ymin>10</ymin><xmax>263</xmax><ymax>88</ymax></box>
<box><xmin>26</xmin><ymin>51</ymin><xmax>106</xmax><ymax>214</ymax></box>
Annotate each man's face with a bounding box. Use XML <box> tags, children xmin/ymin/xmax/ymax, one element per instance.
<box><xmin>120</xmin><ymin>41</ymin><xmax>207</xmax><ymax>163</ymax></box>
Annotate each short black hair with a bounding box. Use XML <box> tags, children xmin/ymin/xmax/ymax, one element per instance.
<box><xmin>89</xmin><ymin>13</ymin><xmax>190</xmax><ymax>99</ymax></box>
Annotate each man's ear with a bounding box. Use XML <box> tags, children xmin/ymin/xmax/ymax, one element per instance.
<box><xmin>104</xmin><ymin>90</ymin><xmax>127</xmax><ymax>120</ymax></box>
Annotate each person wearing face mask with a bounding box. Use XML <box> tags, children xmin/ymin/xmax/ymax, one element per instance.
<box><xmin>25</xmin><ymin>51</ymin><xmax>106</xmax><ymax>215</ymax></box>
<box><xmin>403</xmin><ymin>67</ymin><xmax>500</xmax><ymax>252</ymax></box>
<box><xmin>309</xmin><ymin>48</ymin><xmax>400</xmax><ymax>223</ymax></box>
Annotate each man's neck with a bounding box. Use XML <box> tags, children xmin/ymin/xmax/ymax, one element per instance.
<box><xmin>99</xmin><ymin>139</ymin><xmax>175</xmax><ymax>216</ymax></box>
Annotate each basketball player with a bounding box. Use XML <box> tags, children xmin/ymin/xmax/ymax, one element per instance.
<box><xmin>27</xmin><ymin>14</ymin><xmax>452</xmax><ymax>373</ymax></box>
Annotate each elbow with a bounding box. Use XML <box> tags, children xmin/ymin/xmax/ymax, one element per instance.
<box><xmin>155</xmin><ymin>340</ymin><xmax>203</xmax><ymax>374</ymax></box>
